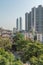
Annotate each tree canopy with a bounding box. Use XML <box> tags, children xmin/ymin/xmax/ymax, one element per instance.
<box><xmin>0</xmin><ymin>48</ymin><xmax>23</xmax><ymax>65</ymax></box>
<box><xmin>15</xmin><ymin>38</ymin><xmax>43</xmax><ymax>65</ymax></box>
<box><xmin>0</xmin><ymin>37</ymin><xmax>12</xmax><ymax>50</ymax></box>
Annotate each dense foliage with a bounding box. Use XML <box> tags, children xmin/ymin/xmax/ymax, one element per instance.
<box><xmin>0</xmin><ymin>37</ymin><xmax>12</xmax><ymax>50</ymax></box>
<box><xmin>0</xmin><ymin>36</ymin><xmax>23</xmax><ymax>65</ymax></box>
<box><xmin>13</xmin><ymin>32</ymin><xmax>24</xmax><ymax>43</ymax></box>
<box><xmin>0</xmin><ymin>48</ymin><xmax>23</xmax><ymax>65</ymax></box>
<box><xmin>13</xmin><ymin>33</ymin><xmax>43</xmax><ymax>65</ymax></box>
<box><xmin>16</xmin><ymin>40</ymin><xmax>43</xmax><ymax>65</ymax></box>
<box><xmin>0</xmin><ymin>33</ymin><xmax>43</xmax><ymax>65</ymax></box>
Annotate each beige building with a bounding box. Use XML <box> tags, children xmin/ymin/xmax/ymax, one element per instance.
<box><xmin>0</xmin><ymin>28</ymin><xmax>12</xmax><ymax>39</ymax></box>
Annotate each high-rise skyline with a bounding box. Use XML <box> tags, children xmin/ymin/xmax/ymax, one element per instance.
<box><xmin>36</xmin><ymin>5</ymin><xmax>43</xmax><ymax>33</ymax></box>
<box><xmin>25</xmin><ymin>5</ymin><xmax>43</xmax><ymax>33</ymax></box>
<box><xmin>0</xmin><ymin>0</ymin><xmax>43</xmax><ymax>30</ymax></box>
<box><xmin>31</xmin><ymin>5</ymin><xmax>43</xmax><ymax>33</ymax></box>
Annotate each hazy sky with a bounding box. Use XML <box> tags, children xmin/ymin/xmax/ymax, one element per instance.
<box><xmin>0</xmin><ymin>0</ymin><xmax>43</xmax><ymax>30</ymax></box>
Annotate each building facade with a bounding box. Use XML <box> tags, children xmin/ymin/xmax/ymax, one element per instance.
<box><xmin>31</xmin><ymin>7</ymin><xmax>36</xmax><ymax>31</ymax></box>
<box><xmin>36</xmin><ymin>5</ymin><xmax>43</xmax><ymax>33</ymax></box>
<box><xmin>16</xmin><ymin>18</ymin><xmax>18</xmax><ymax>30</ymax></box>
<box><xmin>31</xmin><ymin>5</ymin><xmax>43</xmax><ymax>33</ymax></box>
<box><xmin>28</xmin><ymin>12</ymin><xmax>31</xmax><ymax>31</ymax></box>
<box><xmin>0</xmin><ymin>28</ymin><xmax>12</xmax><ymax>39</ymax></box>
<box><xmin>25</xmin><ymin>5</ymin><xmax>43</xmax><ymax>33</ymax></box>
<box><xmin>19</xmin><ymin>17</ymin><xmax>22</xmax><ymax>31</ymax></box>
<box><xmin>16</xmin><ymin>17</ymin><xmax>22</xmax><ymax>31</ymax></box>
<box><xmin>25</xmin><ymin>13</ymin><xmax>29</xmax><ymax>31</ymax></box>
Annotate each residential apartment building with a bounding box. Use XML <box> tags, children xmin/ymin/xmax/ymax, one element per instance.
<box><xmin>25</xmin><ymin>5</ymin><xmax>43</xmax><ymax>33</ymax></box>
<box><xmin>16</xmin><ymin>17</ymin><xmax>22</xmax><ymax>31</ymax></box>
<box><xmin>19</xmin><ymin>17</ymin><xmax>22</xmax><ymax>31</ymax></box>
<box><xmin>25</xmin><ymin>12</ymin><xmax>29</xmax><ymax>31</ymax></box>
<box><xmin>36</xmin><ymin>5</ymin><xmax>43</xmax><ymax>33</ymax></box>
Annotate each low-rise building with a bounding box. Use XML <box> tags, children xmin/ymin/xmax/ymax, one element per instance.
<box><xmin>37</xmin><ymin>33</ymin><xmax>43</xmax><ymax>43</ymax></box>
<box><xmin>0</xmin><ymin>28</ymin><xmax>12</xmax><ymax>39</ymax></box>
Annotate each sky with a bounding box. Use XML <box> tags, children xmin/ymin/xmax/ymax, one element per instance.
<box><xmin>0</xmin><ymin>0</ymin><xmax>43</xmax><ymax>30</ymax></box>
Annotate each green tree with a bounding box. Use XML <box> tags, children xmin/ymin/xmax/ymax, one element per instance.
<box><xmin>30</xmin><ymin>56</ymin><xmax>38</xmax><ymax>65</ymax></box>
<box><xmin>0</xmin><ymin>48</ymin><xmax>23</xmax><ymax>65</ymax></box>
<box><xmin>0</xmin><ymin>37</ymin><xmax>12</xmax><ymax>50</ymax></box>
<box><xmin>13</xmin><ymin>32</ymin><xmax>24</xmax><ymax>43</ymax></box>
<box><xmin>15</xmin><ymin>38</ymin><xmax>43</xmax><ymax>65</ymax></box>
<box><xmin>23</xmin><ymin>43</ymin><xmax>43</xmax><ymax>64</ymax></box>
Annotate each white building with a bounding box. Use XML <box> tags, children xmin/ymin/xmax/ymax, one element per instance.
<box><xmin>37</xmin><ymin>33</ymin><xmax>43</xmax><ymax>43</ymax></box>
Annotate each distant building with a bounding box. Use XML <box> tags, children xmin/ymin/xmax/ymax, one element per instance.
<box><xmin>16</xmin><ymin>17</ymin><xmax>22</xmax><ymax>31</ymax></box>
<box><xmin>36</xmin><ymin>5</ymin><xmax>43</xmax><ymax>33</ymax></box>
<box><xmin>0</xmin><ymin>28</ymin><xmax>12</xmax><ymax>39</ymax></box>
<box><xmin>25</xmin><ymin>5</ymin><xmax>43</xmax><ymax>33</ymax></box>
<box><xmin>19</xmin><ymin>17</ymin><xmax>22</xmax><ymax>31</ymax></box>
<box><xmin>13</xmin><ymin>28</ymin><xmax>17</xmax><ymax>34</ymax></box>
<box><xmin>31</xmin><ymin>5</ymin><xmax>43</xmax><ymax>33</ymax></box>
<box><xmin>25</xmin><ymin>12</ymin><xmax>29</xmax><ymax>31</ymax></box>
<box><xmin>31</xmin><ymin>7</ymin><xmax>36</xmax><ymax>31</ymax></box>
<box><xmin>25</xmin><ymin>12</ymin><xmax>31</xmax><ymax>32</ymax></box>
<box><xmin>16</xmin><ymin>18</ymin><xmax>18</xmax><ymax>30</ymax></box>
<box><xmin>37</xmin><ymin>33</ymin><xmax>43</xmax><ymax>43</ymax></box>
<box><xmin>28</xmin><ymin>12</ymin><xmax>31</xmax><ymax>31</ymax></box>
